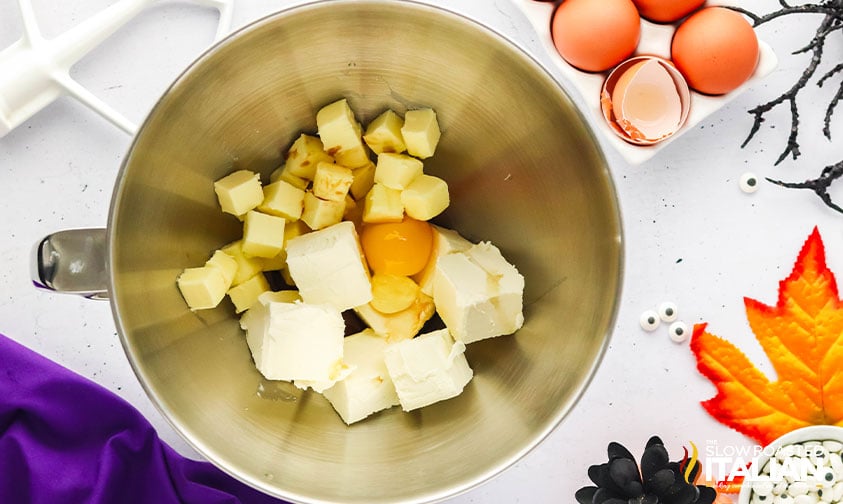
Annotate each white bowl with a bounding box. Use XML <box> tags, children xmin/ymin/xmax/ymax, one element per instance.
<box><xmin>737</xmin><ymin>425</ymin><xmax>843</xmax><ymax>503</ymax></box>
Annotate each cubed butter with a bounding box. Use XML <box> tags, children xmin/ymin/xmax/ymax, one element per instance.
<box><xmin>383</xmin><ymin>328</ymin><xmax>473</xmax><ymax>412</ymax></box>
<box><xmin>401</xmin><ymin>108</ymin><xmax>440</xmax><ymax>159</ymax></box>
<box><xmin>353</xmin><ymin>291</ymin><xmax>435</xmax><ymax>343</ymax></box>
<box><xmin>177</xmin><ymin>266</ymin><xmax>228</xmax><ymax>310</ymax></box>
<box><xmin>258</xmin><ymin>250</ymin><xmax>287</xmax><ymax>272</ymax></box>
<box><xmin>375</xmin><ymin>153</ymin><xmax>423</xmax><ymax>190</ymax></box>
<box><xmin>413</xmin><ymin>225</ymin><xmax>474</xmax><ymax>296</ymax></box>
<box><xmin>213</xmin><ymin>170</ymin><xmax>264</xmax><ymax>216</ymax></box>
<box><xmin>316</xmin><ymin>99</ymin><xmax>369</xmax><ymax>168</ymax></box>
<box><xmin>433</xmin><ymin>242</ymin><xmax>524</xmax><ymax>344</ymax></box>
<box><xmin>363</xmin><ymin>183</ymin><xmax>403</xmax><ymax>223</ymax></box>
<box><xmin>285</xmin><ymin>221</ymin><xmax>372</xmax><ymax>311</ymax></box>
<box><xmin>322</xmin><ymin>329</ymin><xmax>400</xmax><ymax>424</ymax></box>
<box><xmin>401</xmin><ymin>174</ymin><xmax>449</xmax><ymax>221</ymax></box>
<box><xmin>312</xmin><ymin>162</ymin><xmax>354</xmax><ymax>202</ymax></box>
<box><xmin>285</xmin><ymin>133</ymin><xmax>334</xmax><ymax>180</ymax></box>
<box><xmin>239</xmin><ymin>294</ymin><xmax>345</xmax><ymax>382</ymax></box>
<box><xmin>363</xmin><ymin>109</ymin><xmax>406</xmax><ymax>155</ymax></box>
<box><xmin>269</xmin><ymin>164</ymin><xmax>310</xmax><ymax>190</ymax></box>
<box><xmin>259</xmin><ymin>180</ymin><xmax>305</xmax><ymax>221</ymax></box>
<box><xmin>301</xmin><ymin>192</ymin><xmax>345</xmax><ymax>230</ymax></box>
<box><xmin>349</xmin><ymin>162</ymin><xmax>376</xmax><ymax>201</ymax></box>
<box><xmin>221</xmin><ymin>240</ymin><xmax>264</xmax><ymax>286</ymax></box>
<box><xmin>227</xmin><ymin>273</ymin><xmax>270</xmax><ymax>313</ymax></box>
<box><xmin>205</xmin><ymin>249</ymin><xmax>238</xmax><ymax>287</ymax></box>
<box><xmin>242</xmin><ymin>211</ymin><xmax>286</xmax><ymax>258</ymax></box>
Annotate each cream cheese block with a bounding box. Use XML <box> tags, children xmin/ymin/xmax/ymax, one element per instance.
<box><xmin>322</xmin><ymin>329</ymin><xmax>400</xmax><ymax>424</ymax></box>
<box><xmin>433</xmin><ymin>242</ymin><xmax>524</xmax><ymax>344</ymax></box>
<box><xmin>414</xmin><ymin>225</ymin><xmax>474</xmax><ymax>296</ymax></box>
<box><xmin>383</xmin><ymin>328</ymin><xmax>473</xmax><ymax>412</ymax></box>
<box><xmin>239</xmin><ymin>292</ymin><xmax>345</xmax><ymax>383</ymax></box>
<box><xmin>284</xmin><ymin>221</ymin><xmax>372</xmax><ymax>311</ymax></box>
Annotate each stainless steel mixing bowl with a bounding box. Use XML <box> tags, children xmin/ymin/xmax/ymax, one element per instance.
<box><xmin>42</xmin><ymin>0</ymin><xmax>623</xmax><ymax>502</ymax></box>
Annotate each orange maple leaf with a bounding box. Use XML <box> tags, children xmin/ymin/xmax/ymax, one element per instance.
<box><xmin>691</xmin><ymin>227</ymin><xmax>843</xmax><ymax>446</ymax></box>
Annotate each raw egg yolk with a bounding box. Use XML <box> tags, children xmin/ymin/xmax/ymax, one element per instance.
<box><xmin>361</xmin><ymin>218</ymin><xmax>434</xmax><ymax>276</ymax></box>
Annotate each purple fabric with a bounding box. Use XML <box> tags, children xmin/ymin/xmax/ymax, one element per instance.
<box><xmin>0</xmin><ymin>333</ymin><xmax>288</xmax><ymax>504</ymax></box>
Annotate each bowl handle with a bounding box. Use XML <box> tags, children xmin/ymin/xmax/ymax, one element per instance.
<box><xmin>32</xmin><ymin>229</ymin><xmax>108</xmax><ymax>300</ymax></box>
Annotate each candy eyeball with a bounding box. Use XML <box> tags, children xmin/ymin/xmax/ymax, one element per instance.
<box><xmin>658</xmin><ymin>301</ymin><xmax>678</xmax><ymax>322</ymax></box>
<box><xmin>640</xmin><ymin>310</ymin><xmax>661</xmax><ymax>331</ymax></box>
<box><xmin>668</xmin><ymin>321</ymin><xmax>689</xmax><ymax>342</ymax></box>
<box><xmin>740</xmin><ymin>172</ymin><xmax>760</xmax><ymax>193</ymax></box>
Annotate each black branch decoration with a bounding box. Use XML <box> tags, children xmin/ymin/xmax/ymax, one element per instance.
<box><xmin>729</xmin><ymin>1</ymin><xmax>843</xmax><ymax>214</ymax></box>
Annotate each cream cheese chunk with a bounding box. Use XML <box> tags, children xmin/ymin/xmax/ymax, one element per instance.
<box><xmin>433</xmin><ymin>242</ymin><xmax>524</xmax><ymax>344</ymax></box>
<box><xmin>239</xmin><ymin>292</ymin><xmax>345</xmax><ymax>383</ymax></box>
<box><xmin>322</xmin><ymin>329</ymin><xmax>400</xmax><ymax>424</ymax></box>
<box><xmin>285</xmin><ymin>221</ymin><xmax>372</xmax><ymax>311</ymax></box>
<box><xmin>414</xmin><ymin>225</ymin><xmax>474</xmax><ymax>296</ymax></box>
<box><xmin>383</xmin><ymin>329</ymin><xmax>473</xmax><ymax>412</ymax></box>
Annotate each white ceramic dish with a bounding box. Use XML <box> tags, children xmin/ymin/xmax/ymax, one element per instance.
<box><xmin>737</xmin><ymin>425</ymin><xmax>843</xmax><ymax>503</ymax></box>
<box><xmin>512</xmin><ymin>0</ymin><xmax>778</xmax><ymax>165</ymax></box>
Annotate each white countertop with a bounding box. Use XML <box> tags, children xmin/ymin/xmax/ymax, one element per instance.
<box><xmin>1</xmin><ymin>0</ymin><xmax>842</xmax><ymax>502</ymax></box>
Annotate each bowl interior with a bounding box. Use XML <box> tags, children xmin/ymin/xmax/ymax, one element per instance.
<box><xmin>109</xmin><ymin>1</ymin><xmax>622</xmax><ymax>502</ymax></box>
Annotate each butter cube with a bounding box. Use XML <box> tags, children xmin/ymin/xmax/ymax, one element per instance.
<box><xmin>350</xmin><ymin>162</ymin><xmax>376</xmax><ymax>201</ymax></box>
<box><xmin>205</xmin><ymin>249</ymin><xmax>238</xmax><ymax>287</ymax></box>
<box><xmin>312</xmin><ymin>162</ymin><xmax>354</xmax><ymax>202</ymax></box>
<box><xmin>401</xmin><ymin>108</ymin><xmax>440</xmax><ymax>159</ymax></box>
<box><xmin>239</xmin><ymin>294</ymin><xmax>345</xmax><ymax>382</ymax></box>
<box><xmin>259</xmin><ymin>290</ymin><xmax>302</xmax><ymax>304</ymax></box>
<box><xmin>413</xmin><ymin>225</ymin><xmax>473</xmax><ymax>296</ymax></box>
<box><xmin>316</xmin><ymin>99</ymin><xmax>369</xmax><ymax>168</ymax></box>
<box><xmin>284</xmin><ymin>219</ymin><xmax>311</xmax><ymax>243</ymax></box>
<box><xmin>363</xmin><ymin>109</ymin><xmax>406</xmax><ymax>155</ymax></box>
<box><xmin>258</xmin><ymin>250</ymin><xmax>287</xmax><ymax>272</ymax></box>
<box><xmin>363</xmin><ymin>183</ymin><xmax>403</xmax><ymax>223</ymax></box>
<box><xmin>242</xmin><ymin>211</ymin><xmax>286</xmax><ymax>258</ymax></box>
<box><xmin>383</xmin><ymin>328</ymin><xmax>473</xmax><ymax>412</ymax></box>
<box><xmin>322</xmin><ymin>329</ymin><xmax>401</xmax><ymax>424</ymax></box>
<box><xmin>221</xmin><ymin>240</ymin><xmax>264</xmax><ymax>286</ymax></box>
<box><xmin>269</xmin><ymin>164</ymin><xmax>310</xmax><ymax>190</ymax></box>
<box><xmin>301</xmin><ymin>192</ymin><xmax>345</xmax><ymax>230</ymax></box>
<box><xmin>285</xmin><ymin>221</ymin><xmax>372</xmax><ymax>311</ymax></box>
<box><xmin>227</xmin><ymin>273</ymin><xmax>270</xmax><ymax>313</ymax></box>
<box><xmin>177</xmin><ymin>266</ymin><xmax>228</xmax><ymax>310</ymax></box>
<box><xmin>353</xmin><ymin>291</ymin><xmax>435</xmax><ymax>343</ymax></box>
<box><xmin>401</xmin><ymin>174</ymin><xmax>449</xmax><ymax>221</ymax></box>
<box><xmin>433</xmin><ymin>242</ymin><xmax>524</xmax><ymax>344</ymax></box>
<box><xmin>375</xmin><ymin>153</ymin><xmax>423</xmax><ymax>190</ymax></box>
<box><xmin>214</xmin><ymin>170</ymin><xmax>264</xmax><ymax>216</ymax></box>
<box><xmin>259</xmin><ymin>180</ymin><xmax>305</xmax><ymax>221</ymax></box>
<box><xmin>285</xmin><ymin>134</ymin><xmax>334</xmax><ymax>180</ymax></box>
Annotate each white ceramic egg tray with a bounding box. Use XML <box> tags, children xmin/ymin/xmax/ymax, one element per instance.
<box><xmin>512</xmin><ymin>0</ymin><xmax>778</xmax><ymax>165</ymax></box>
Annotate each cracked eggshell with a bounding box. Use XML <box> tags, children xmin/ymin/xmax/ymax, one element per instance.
<box><xmin>600</xmin><ymin>56</ymin><xmax>690</xmax><ymax>145</ymax></box>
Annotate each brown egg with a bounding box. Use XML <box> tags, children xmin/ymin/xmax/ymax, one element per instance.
<box><xmin>551</xmin><ymin>0</ymin><xmax>641</xmax><ymax>73</ymax></box>
<box><xmin>632</xmin><ymin>0</ymin><xmax>705</xmax><ymax>23</ymax></box>
<box><xmin>671</xmin><ymin>7</ymin><xmax>759</xmax><ymax>95</ymax></box>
